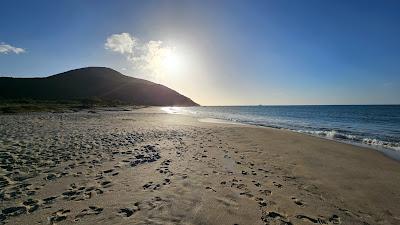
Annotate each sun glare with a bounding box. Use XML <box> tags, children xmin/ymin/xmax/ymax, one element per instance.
<box><xmin>161</xmin><ymin>49</ymin><xmax>182</xmax><ymax>73</ymax></box>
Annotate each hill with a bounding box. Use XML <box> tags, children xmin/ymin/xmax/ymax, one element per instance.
<box><xmin>0</xmin><ymin>67</ymin><xmax>199</xmax><ymax>106</ymax></box>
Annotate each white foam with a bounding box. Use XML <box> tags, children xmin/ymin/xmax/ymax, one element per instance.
<box><xmin>297</xmin><ymin>130</ymin><xmax>358</xmax><ymax>140</ymax></box>
<box><xmin>361</xmin><ymin>138</ymin><xmax>400</xmax><ymax>151</ymax></box>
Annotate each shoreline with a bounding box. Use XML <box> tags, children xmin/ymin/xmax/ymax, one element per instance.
<box><xmin>200</xmin><ymin>116</ymin><xmax>400</xmax><ymax>162</ymax></box>
<box><xmin>158</xmin><ymin>107</ymin><xmax>400</xmax><ymax>162</ymax></box>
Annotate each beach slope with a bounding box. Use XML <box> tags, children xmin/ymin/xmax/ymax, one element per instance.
<box><xmin>0</xmin><ymin>108</ymin><xmax>399</xmax><ymax>225</ymax></box>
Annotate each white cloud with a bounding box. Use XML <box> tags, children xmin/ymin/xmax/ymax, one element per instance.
<box><xmin>105</xmin><ymin>33</ymin><xmax>177</xmax><ymax>80</ymax></box>
<box><xmin>105</xmin><ymin>33</ymin><xmax>136</xmax><ymax>54</ymax></box>
<box><xmin>0</xmin><ymin>42</ymin><xmax>26</xmax><ymax>54</ymax></box>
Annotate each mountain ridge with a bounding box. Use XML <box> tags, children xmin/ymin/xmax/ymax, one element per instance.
<box><xmin>0</xmin><ymin>67</ymin><xmax>199</xmax><ymax>106</ymax></box>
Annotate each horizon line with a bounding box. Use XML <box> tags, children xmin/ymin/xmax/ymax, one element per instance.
<box><xmin>196</xmin><ymin>104</ymin><xmax>400</xmax><ymax>107</ymax></box>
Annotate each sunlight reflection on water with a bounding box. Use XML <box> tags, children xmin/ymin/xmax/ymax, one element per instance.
<box><xmin>161</xmin><ymin>107</ymin><xmax>181</xmax><ymax>114</ymax></box>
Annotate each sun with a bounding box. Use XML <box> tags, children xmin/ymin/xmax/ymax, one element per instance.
<box><xmin>161</xmin><ymin>49</ymin><xmax>182</xmax><ymax>73</ymax></box>
<box><xmin>148</xmin><ymin>46</ymin><xmax>186</xmax><ymax>80</ymax></box>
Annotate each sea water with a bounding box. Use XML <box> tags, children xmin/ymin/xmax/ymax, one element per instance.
<box><xmin>163</xmin><ymin>105</ymin><xmax>400</xmax><ymax>160</ymax></box>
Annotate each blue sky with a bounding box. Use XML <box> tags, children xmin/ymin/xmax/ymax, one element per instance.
<box><xmin>1</xmin><ymin>0</ymin><xmax>399</xmax><ymax>105</ymax></box>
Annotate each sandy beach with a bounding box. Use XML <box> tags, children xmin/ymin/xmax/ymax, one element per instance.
<box><xmin>1</xmin><ymin>107</ymin><xmax>399</xmax><ymax>225</ymax></box>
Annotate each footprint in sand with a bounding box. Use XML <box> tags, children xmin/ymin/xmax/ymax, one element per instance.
<box><xmin>1</xmin><ymin>206</ymin><xmax>27</xmax><ymax>219</ymax></box>
<box><xmin>23</xmin><ymin>198</ymin><xmax>39</xmax><ymax>212</ymax></box>
<box><xmin>43</xmin><ymin>196</ymin><xmax>58</xmax><ymax>205</ymax></box>
<box><xmin>75</xmin><ymin>206</ymin><xmax>103</xmax><ymax>221</ymax></box>
<box><xmin>100</xmin><ymin>180</ymin><xmax>112</xmax><ymax>188</ymax></box>
<box><xmin>296</xmin><ymin>214</ymin><xmax>328</xmax><ymax>224</ymax></box>
<box><xmin>252</xmin><ymin>180</ymin><xmax>261</xmax><ymax>187</ymax></box>
<box><xmin>102</xmin><ymin>169</ymin><xmax>114</xmax><ymax>174</ymax></box>
<box><xmin>259</xmin><ymin>189</ymin><xmax>272</xmax><ymax>196</ymax></box>
<box><xmin>156</xmin><ymin>159</ymin><xmax>173</xmax><ymax>176</ymax></box>
<box><xmin>118</xmin><ymin>202</ymin><xmax>140</xmax><ymax>217</ymax></box>
<box><xmin>256</xmin><ymin>197</ymin><xmax>268</xmax><ymax>207</ymax></box>
<box><xmin>239</xmin><ymin>191</ymin><xmax>253</xmax><ymax>198</ymax></box>
<box><xmin>272</xmin><ymin>181</ymin><xmax>282</xmax><ymax>188</ymax></box>
<box><xmin>205</xmin><ymin>186</ymin><xmax>217</xmax><ymax>192</ymax></box>
<box><xmin>143</xmin><ymin>181</ymin><xmax>161</xmax><ymax>191</ymax></box>
<box><xmin>48</xmin><ymin>209</ymin><xmax>70</xmax><ymax>225</ymax></box>
<box><xmin>291</xmin><ymin>197</ymin><xmax>305</xmax><ymax>206</ymax></box>
<box><xmin>261</xmin><ymin>211</ymin><xmax>293</xmax><ymax>225</ymax></box>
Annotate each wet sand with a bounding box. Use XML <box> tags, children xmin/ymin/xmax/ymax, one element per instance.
<box><xmin>0</xmin><ymin>108</ymin><xmax>399</xmax><ymax>225</ymax></box>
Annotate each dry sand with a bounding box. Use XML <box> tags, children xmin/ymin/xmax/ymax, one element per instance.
<box><xmin>0</xmin><ymin>108</ymin><xmax>399</xmax><ymax>225</ymax></box>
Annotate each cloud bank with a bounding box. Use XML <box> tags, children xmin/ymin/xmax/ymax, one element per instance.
<box><xmin>105</xmin><ymin>33</ymin><xmax>136</xmax><ymax>54</ymax></box>
<box><xmin>0</xmin><ymin>42</ymin><xmax>26</xmax><ymax>54</ymax></box>
<box><xmin>105</xmin><ymin>33</ymin><xmax>175</xmax><ymax>78</ymax></box>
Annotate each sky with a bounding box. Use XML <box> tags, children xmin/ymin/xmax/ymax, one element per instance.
<box><xmin>1</xmin><ymin>0</ymin><xmax>400</xmax><ymax>105</ymax></box>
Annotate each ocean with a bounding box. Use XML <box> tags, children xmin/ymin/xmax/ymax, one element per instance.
<box><xmin>162</xmin><ymin>105</ymin><xmax>400</xmax><ymax>160</ymax></box>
